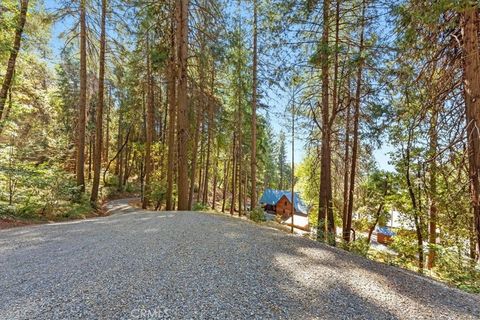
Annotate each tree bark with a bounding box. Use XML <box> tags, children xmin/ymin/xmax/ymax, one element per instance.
<box><xmin>201</xmin><ymin>68</ymin><xmax>214</xmax><ymax>205</ymax></box>
<box><xmin>197</xmin><ymin>126</ymin><xmax>205</xmax><ymax>203</ymax></box>
<box><xmin>166</xmin><ymin>10</ymin><xmax>177</xmax><ymax>211</ymax></box>
<box><xmin>76</xmin><ymin>0</ymin><xmax>87</xmax><ymax>191</ymax></box>
<box><xmin>427</xmin><ymin>108</ymin><xmax>438</xmax><ymax>269</ymax></box>
<box><xmin>317</xmin><ymin>0</ymin><xmax>333</xmax><ymax>243</ymax></box>
<box><xmin>188</xmin><ymin>100</ymin><xmax>203</xmax><ymax>210</ymax></box>
<box><xmin>345</xmin><ymin>0</ymin><xmax>366</xmax><ymax>243</ymax></box>
<box><xmin>212</xmin><ymin>147</ymin><xmax>219</xmax><ymax>209</ymax></box>
<box><xmin>222</xmin><ymin>159</ymin><xmax>230</xmax><ymax>213</ymax></box>
<box><xmin>143</xmin><ymin>34</ymin><xmax>155</xmax><ymax>209</ymax></box>
<box><xmin>230</xmin><ymin>133</ymin><xmax>237</xmax><ymax>215</ymax></box>
<box><xmin>462</xmin><ymin>4</ymin><xmax>480</xmax><ymax>261</ymax></box>
<box><xmin>251</xmin><ymin>0</ymin><xmax>258</xmax><ymax>210</ymax></box>
<box><xmin>342</xmin><ymin>87</ymin><xmax>351</xmax><ymax>241</ymax></box>
<box><xmin>0</xmin><ymin>0</ymin><xmax>28</xmax><ymax>120</ymax></box>
<box><xmin>117</xmin><ymin>111</ymin><xmax>124</xmax><ymax>191</ymax></box>
<box><xmin>104</xmin><ymin>86</ymin><xmax>111</xmax><ymax>163</ymax></box>
<box><xmin>90</xmin><ymin>0</ymin><xmax>107</xmax><ymax>204</ymax></box>
<box><xmin>176</xmin><ymin>0</ymin><xmax>189</xmax><ymax>210</ymax></box>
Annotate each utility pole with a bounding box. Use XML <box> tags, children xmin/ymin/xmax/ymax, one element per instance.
<box><xmin>291</xmin><ymin>87</ymin><xmax>295</xmax><ymax>234</ymax></box>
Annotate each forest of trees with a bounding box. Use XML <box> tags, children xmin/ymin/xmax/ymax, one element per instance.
<box><xmin>1</xmin><ymin>0</ymin><xmax>479</xmax><ymax>292</ymax></box>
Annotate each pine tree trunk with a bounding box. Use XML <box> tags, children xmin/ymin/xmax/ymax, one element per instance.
<box><xmin>462</xmin><ymin>4</ymin><xmax>480</xmax><ymax>261</ymax></box>
<box><xmin>0</xmin><ymin>0</ymin><xmax>28</xmax><ymax>120</ymax></box>
<box><xmin>427</xmin><ymin>108</ymin><xmax>438</xmax><ymax>269</ymax></box>
<box><xmin>166</xmin><ymin>11</ymin><xmax>177</xmax><ymax>211</ymax></box>
<box><xmin>76</xmin><ymin>0</ymin><xmax>87</xmax><ymax>191</ymax></box>
<box><xmin>117</xmin><ymin>112</ymin><xmax>124</xmax><ymax>191</ymax></box>
<box><xmin>176</xmin><ymin>0</ymin><xmax>189</xmax><ymax>210</ymax></box>
<box><xmin>230</xmin><ymin>133</ymin><xmax>237</xmax><ymax>215</ymax></box>
<box><xmin>238</xmin><ymin>149</ymin><xmax>242</xmax><ymax>216</ymax></box>
<box><xmin>345</xmin><ymin>0</ymin><xmax>366</xmax><ymax>243</ymax></box>
<box><xmin>88</xmin><ymin>135</ymin><xmax>93</xmax><ymax>181</ymax></box>
<box><xmin>342</xmin><ymin>86</ymin><xmax>351</xmax><ymax>241</ymax></box>
<box><xmin>317</xmin><ymin>0</ymin><xmax>332</xmax><ymax>243</ymax></box>
<box><xmin>251</xmin><ymin>0</ymin><xmax>258</xmax><ymax>210</ymax></box>
<box><xmin>203</xmin><ymin>108</ymin><xmax>212</xmax><ymax>205</ymax></box>
<box><xmin>143</xmin><ymin>34</ymin><xmax>155</xmax><ymax>209</ymax></box>
<box><xmin>90</xmin><ymin>0</ymin><xmax>107</xmax><ymax>204</ymax></box>
<box><xmin>212</xmin><ymin>147</ymin><xmax>219</xmax><ymax>209</ymax></box>
<box><xmin>222</xmin><ymin>159</ymin><xmax>230</xmax><ymax>213</ymax></box>
<box><xmin>104</xmin><ymin>86</ymin><xmax>111</xmax><ymax>163</ymax></box>
<box><xmin>188</xmin><ymin>104</ymin><xmax>203</xmax><ymax>210</ymax></box>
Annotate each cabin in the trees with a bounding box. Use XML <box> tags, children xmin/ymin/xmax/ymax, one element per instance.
<box><xmin>259</xmin><ymin>189</ymin><xmax>309</xmax><ymax>219</ymax></box>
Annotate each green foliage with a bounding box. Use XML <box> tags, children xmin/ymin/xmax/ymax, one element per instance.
<box><xmin>61</xmin><ymin>200</ymin><xmax>92</xmax><ymax>220</ymax></box>
<box><xmin>0</xmin><ymin>144</ymin><xmax>90</xmax><ymax>220</ymax></box>
<box><xmin>249</xmin><ymin>207</ymin><xmax>266</xmax><ymax>222</ymax></box>
<box><xmin>389</xmin><ymin>233</ymin><xmax>420</xmax><ymax>269</ymax></box>
<box><xmin>149</xmin><ymin>180</ymin><xmax>166</xmax><ymax>207</ymax></box>
<box><xmin>342</xmin><ymin>236</ymin><xmax>370</xmax><ymax>257</ymax></box>
<box><xmin>434</xmin><ymin>247</ymin><xmax>480</xmax><ymax>293</ymax></box>
<box><xmin>352</xmin><ymin>218</ymin><xmax>370</xmax><ymax>233</ymax></box>
<box><xmin>193</xmin><ymin>202</ymin><xmax>210</xmax><ymax>212</ymax></box>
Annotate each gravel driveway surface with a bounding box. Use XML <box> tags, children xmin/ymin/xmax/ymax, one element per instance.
<box><xmin>1</xmin><ymin>199</ymin><xmax>479</xmax><ymax>319</ymax></box>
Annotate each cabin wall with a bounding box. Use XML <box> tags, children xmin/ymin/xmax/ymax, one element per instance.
<box><xmin>275</xmin><ymin>196</ymin><xmax>294</xmax><ymax>219</ymax></box>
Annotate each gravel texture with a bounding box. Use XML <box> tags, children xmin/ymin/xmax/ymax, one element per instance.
<box><xmin>1</xmin><ymin>199</ymin><xmax>479</xmax><ymax>320</ymax></box>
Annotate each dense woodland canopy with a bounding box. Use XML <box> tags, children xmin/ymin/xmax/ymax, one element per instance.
<box><xmin>1</xmin><ymin>0</ymin><xmax>480</xmax><ymax>291</ymax></box>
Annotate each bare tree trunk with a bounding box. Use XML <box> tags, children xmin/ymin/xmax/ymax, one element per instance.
<box><xmin>143</xmin><ymin>34</ymin><xmax>155</xmax><ymax>209</ymax></box>
<box><xmin>76</xmin><ymin>0</ymin><xmax>88</xmax><ymax>191</ymax></box>
<box><xmin>166</xmin><ymin>10</ymin><xmax>177</xmax><ymax>211</ymax></box>
<box><xmin>104</xmin><ymin>86</ymin><xmax>111</xmax><ymax>163</ymax></box>
<box><xmin>212</xmin><ymin>147</ymin><xmax>219</xmax><ymax>209</ymax></box>
<box><xmin>188</xmin><ymin>103</ymin><xmax>203</xmax><ymax>210</ymax></box>
<box><xmin>202</xmin><ymin>135</ymin><xmax>211</xmax><ymax>204</ymax></box>
<box><xmin>222</xmin><ymin>159</ymin><xmax>230</xmax><ymax>213</ymax></box>
<box><xmin>117</xmin><ymin>112</ymin><xmax>124</xmax><ymax>191</ymax></box>
<box><xmin>197</xmin><ymin>125</ymin><xmax>205</xmax><ymax>203</ymax></box>
<box><xmin>342</xmin><ymin>88</ymin><xmax>351</xmax><ymax>240</ymax></box>
<box><xmin>91</xmin><ymin>0</ymin><xmax>107</xmax><ymax>204</ymax></box>
<box><xmin>176</xmin><ymin>0</ymin><xmax>189</xmax><ymax>210</ymax></box>
<box><xmin>317</xmin><ymin>0</ymin><xmax>332</xmax><ymax>243</ymax></box>
<box><xmin>0</xmin><ymin>0</ymin><xmax>28</xmax><ymax>119</ymax></box>
<box><xmin>0</xmin><ymin>88</ymin><xmax>13</xmax><ymax>135</ymax></box>
<box><xmin>203</xmin><ymin>108</ymin><xmax>212</xmax><ymax>205</ymax></box>
<box><xmin>238</xmin><ymin>149</ymin><xmax>243</xmax><ymax>216</ymax></box>
<box><xmin>123</xmin><ymin>141</ymin><xmax>131</xmax><ymax>186</ymax></box>
<box><xmin>427</xmin><ymin>108</ymin><xmax>438</xmax><ymax>269</ymax></box>
<box><xmin>345</xmin><ymin>0</ymin><xmax>366</xmax><ymax>243</ymax></box>
<box><xmin>88</xmin><ymin>135</ymin><xmax>93</xmax><ymax>181</ymax></box>
<box><xmin>230</xmin><ymin>134</ymin><xmax>237</xmax><ymax>215</ymax></box>
<box><xmin>463</xmin><ymin>5</ymin><xmax>480</xmax><ymax>261</ymax></box>
<box><xmin>405</xmin><ymin>123</ymin><xmax>424</xmax><ymax>272</ymax></box>
<box><xmin>251</xmin><ymin>0</ymin><xmax>258</xmax><ymax>210</ymax></box>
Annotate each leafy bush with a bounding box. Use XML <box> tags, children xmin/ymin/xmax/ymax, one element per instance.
<box><xmin>61</xmin><ymin>200</ymin><xmax>92</xmax><ymax>219</ymax></box>
<box><xmin>193</xmin><ymin>202</ymin><xmax>210</xmax><ymax>211</ymax></box>
<box><xmin>149</xmin><ymin>182</ymin><xmax>166</xmax><ymax>207</ymax></box>
<box><xmin>352</xmin><ymin>218</ymin><xmax>370</xmax><ymax>233</ymax></box>
<box><xmin>249</xmin><ymin>207</ymin><xmax>266</xmax><ymax>222</ymax></box>
<box><xmin>434</xmin><ymin>246</ymin><xmax>480</xmax><ymax>293</ymax></box>
<box><xmin>342</xmin><ymin>236</ymin><xmax>370</xmax><ymax>257</ymax></box>
<box><xmin>0</xmin><ymin>151</ymin><xmax>92</xmax><ymax>220</ymax></box>
<box><xmin>389</xmin><ymin>233</ymin><xmax>419</xmax><ymax>268</ymax></box>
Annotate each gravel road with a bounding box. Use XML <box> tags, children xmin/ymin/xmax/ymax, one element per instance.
<box><xmin>1</xmin><ymin>199</ymin><xmax>479</xmax><ymax>319</ymax></box>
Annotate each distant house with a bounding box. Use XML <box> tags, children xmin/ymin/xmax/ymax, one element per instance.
<box><xmin>259</xmin><ymin>189</ymin><xmax>309</xmax><ymax>219</ymax></box>
<box><xmin>376</xmin><ymin>226</ymin><xmax>395</xmax><ymax>245</ymax></box>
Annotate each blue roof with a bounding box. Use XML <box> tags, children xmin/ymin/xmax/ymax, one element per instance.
<box><xmin>377</xmin><ymin>226</ymin><xmax>395</xmax><ymax>237</ymax></box>
<box><xmin>259</xmin><ymin>189</ymin><xmax>309</xmax><ymax>214</ymax></box>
